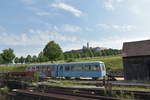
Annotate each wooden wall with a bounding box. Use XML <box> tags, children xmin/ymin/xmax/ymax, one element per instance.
<box><xmin>123</xmin><ymin>56</ymin><xmax>150</xmax><ymax>81</ymax></box>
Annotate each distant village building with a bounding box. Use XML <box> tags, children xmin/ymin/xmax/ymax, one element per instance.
<box><xmin>123</xmin><ymin>40</ymin><xmax>150</xmax><ymax>81</ymax></box>
<box><xmin>87</xmin><ymin>42</ymin><xmax>89</xmax><ymax>49</ymax></box>
<box><xmin>82</xmin><ymin>42</ymin><xmax>107</xmax><ymax>51</ymax></box>
<box><xmin>94</xmin><ymin>47</ymin><xmax>107</xmax><ymax>51</ymax></box>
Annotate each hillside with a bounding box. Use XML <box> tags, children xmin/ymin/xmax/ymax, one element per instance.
<box><xmin>71</xmin><ymin>56</ymin><xmax>123</xmax><ymax>70</ymax></box>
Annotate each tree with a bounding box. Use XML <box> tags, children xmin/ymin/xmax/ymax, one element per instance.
<box><xmin>14</xmin><ymin>57</ymin><xmax>19</xmax><ymax>64</ymax></box>
<box><xmin>19</xmin><ymin>56</ymin><xmax>25</xmax><ymax>64</ymax></box>
<box><xmin>32</xmin><ymin>55</ymin><xmax>37</xmax><ymax>63</ymax></box>
<box><xmin>1</xmin><ymin>48</ymin><xmax>15</xmax><ymax>64</ymax></box>
<box><xmin>25</xmin><ymin>55</ymin><xmax>32</xmax><ymax>63</ymax></box>
<box><xmin>87</xmin><ymin>49</ymin><xmax>94</xmax><ymax>58</ymax></box>
<box><xmin>38</xmin><ymin>52</ymin><xmax>48</xmax><ymax>62</ymax></box>
<box><xmin>43</xmin><ymin>41</ymin><xmax>64</xmax><ymax>62</ymax></box>
<box><xmin>0</xmin><ymin>54</ymin><xmax>4</xmax><ymax>64</ymax></box>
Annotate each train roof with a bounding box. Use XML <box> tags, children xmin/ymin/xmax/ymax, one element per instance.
<box><xmin>27</xmin><ymin>61</ymin><xmax>104</xmax><ymax>67</ymax></box>
<box><xmin>61</xmin><ymin>61</ymin><xmax>104</xmax><ymax>65</ymax></box>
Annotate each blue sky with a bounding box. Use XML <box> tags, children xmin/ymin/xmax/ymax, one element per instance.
<box><xmin>0</xmin><ymin>0</ymin><xmax>150</xmax><ymax>57</ymax></box>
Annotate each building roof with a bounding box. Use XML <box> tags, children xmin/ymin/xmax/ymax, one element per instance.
<box><xmin>123</xmin><ymin>39</ymin><xmax>150</xmax><ymax>57</ymax></box>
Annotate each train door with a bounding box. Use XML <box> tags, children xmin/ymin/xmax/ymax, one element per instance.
<box><xmin>57</xmin><ymin>65</ymin><xmax>64</xmax><ymax>77</ymax></box>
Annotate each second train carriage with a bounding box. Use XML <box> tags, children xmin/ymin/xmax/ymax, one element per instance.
<box><xmin>26</xmin><ymin>61</ymin><xmax>106</xmax><ymax>79</ymax></box>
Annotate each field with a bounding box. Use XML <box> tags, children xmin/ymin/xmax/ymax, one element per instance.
<box><xmin>0</xmin><ymin>56</ymin><xmax>123</xmax><ymax>72</ymax></box>
<box><xmin>0</xmin><ymin>65</ymin><xmax>26</xmax><ymax>72</ymax></box>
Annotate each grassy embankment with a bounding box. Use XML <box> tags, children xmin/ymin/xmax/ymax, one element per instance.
<box><xmin>72</xmin><ymin>56</ymin><xmax>123</xmax><ymax>70</ymax></box>
<box><xmin>0</xmin><ymin>65</ymin><xmax>26</xmax><ymax>72</ymax></box>
<box><xmin>0</xmin><ymin>56</ymin><xmax>123</xmax><ymax>72</ymax></box>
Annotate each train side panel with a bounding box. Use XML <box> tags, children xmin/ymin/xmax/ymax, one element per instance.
<box><xmin>57</xmin><ymin>62</ymin><xmax>106</xmax><ymax>78</ymax></box>
<box><xmin>27</xmin><ymin>62</ymin><xmax>106</xmax><ymax>78</ymax></box>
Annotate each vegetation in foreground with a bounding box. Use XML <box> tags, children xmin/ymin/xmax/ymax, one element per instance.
<box><xmin>112</xmin><ymin>86</ymin><xmax>150</xmax><ymax>92</ymax></box>
<box><xmin>0</xmin><ymin>86</ymin><xmax>9</xmax><ymax>100</ymax></box>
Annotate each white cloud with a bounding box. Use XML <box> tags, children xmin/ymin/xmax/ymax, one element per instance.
<box><xmin>45</xmin><ymin>24</ymin><xmax>82</xmax><ymax>33</ymax></box>
<box><xmin>51</xmin><ymin>2</ymin><xmax>83</xmax><ymax>17</ymax></box>
<box><xmin>0</xmin><ymin>28</ymin><xmax>82</xmax><ymax>56</ymax></box>
<box><xmin>61</xmin><ymin>24</ymin><xmax>82</xmax><ymax>32</ymax></box>
<box><xmin>103</xmin><ymin>0</ymin><xmax>124</xmax><ymax>10</ymax></box>
<box><xmin>0</xmin><ymin>29</ymin><xmax>79</xmax><ymax>46</ymax></box>
<box><xmin>15</xmin><ymin>47</ymin><xmax>43</xmax><ymax>57</ymax></box>
<box><xmin>130</xmin><ymin>5</ymin><xmax>142</xmax><ymax>15</ymax></box>
<box><xmin>128</xmin><ymin>0</ymin><xmax>150</xmax><ymax>16</ymax></box>
<box><xmin>85</xmin><ymin>35</ymin><xmax>150</xmax><ymax>50</ymax></box>
<box><xmin>36</xmin><ymin>12</ymin><xmax>50</xmax><ymax>16</ymax></box>
<box><xmin>97</xmin><ymin>24</ymin><xmax>136</xmax><ymax>31</ymax></box>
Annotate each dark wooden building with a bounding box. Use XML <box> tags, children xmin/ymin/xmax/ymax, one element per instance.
<box><xmin>123</xmin><ymin>40</ymin><xmax>150</xmax><ymax>81</ymax></box>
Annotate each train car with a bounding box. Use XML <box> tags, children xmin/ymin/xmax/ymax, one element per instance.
<box><xmin>5</xmin><ymin>72</ymin><xmax>35</xmax><ymax>82</ymax></box>
<box><xmin>57</xmin><ymin>62</ymin><xmax>106</xmax><ymax>79</ymax></box>
<box><xmin>7</xmin><ymin>72</ymin><xmax>35</xmax><ymax>77</ymax></box>
<box><xmin>26</xmin><ymin>61</ymin><xmax>106</xmax><ymax>79</ymax></box>
<box><xmin>27</xmin><ymin>64</ymin><xmax>58</xmax><ymax>78</ymax></box>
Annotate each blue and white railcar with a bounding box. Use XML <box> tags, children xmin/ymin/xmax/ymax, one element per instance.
<box><xmin>27</xmin><ymin>61</ymin><xmax>106</xmax><ymax>79</ymax></box>
<box><xmin>57</xmin><ymin>62</ymin><xmax>106</xmax><ymax>79</ymax></box>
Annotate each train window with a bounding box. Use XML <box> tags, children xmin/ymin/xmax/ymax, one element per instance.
<box><xmin>40</xmin><ymin>66</ymin><xmax>43</xmax><ymax>71</ymax></box>
<box><xmin>28</xmin><ymin>67</ymin><xmax>31</xmax><ymax>71</ymax></box>
<box><xmin>101</xmin><ymin>64</ymin><xmax>105</xmax><ymax>71</ymax></box>
<box><xmin>36</xmin><ymin>66</ymin><xmax>38</xmax><ymax>71</ymax></box>
<box><xmin>51</xmin><ymin>66</ymin><xmax>54</xmax><ymax>70</ymax></box>
<box><xmin>76</xmin><ymin>66</ymin><xmax>82</xmax><ymax>71</ymax></box>
<box><xmin>47</xmin><ymin>66</ymin><xmax>51</xmax><ymax>70</ymax></box>
<box><xmin>65</xmin><ymin>66</ymin><xmax>70</xmax><ymax>71</ymax></box>
<box><xmin>95</xmin><ymin>65</ymin><xmax>99</xmax><ymax>71</ymax></box>
<box><xmin>69</xmin><ymin>66</ymin><xmax>73</xmax><ymax>71</ymax></box>
<box><xmin>46</xmin><ymin>66</ymin><xmax>49</xmax><ymax>70</ymax></box>
<box><xmin>32</xmin><ymin>67</ymin><xmax>34</xmax><ymax>71</ymax></box>
<box><xmin>71</xmin><ymin>65</ymin><xmax>82</xmax><ymax>71</ymax></box>
<box><xmin>82</xmin><ymin>65</ymin><xmax>90</xmax><ymax>71</ymax></box>
<box><xmin>42</xmin><ymin>66</ymin><xmax>44</xmax><ymax>71</ymax></box>
<box><xmin>70</xmin><ymin>66</ymin><xmax>74</xmax><ymax>71</ymax></box>
<box><xmin>43</xmin><ymin>66</ymin><xmax>47</xmax><ymax>71</ymax></box>
<box><xmin>39</xmin><ymin>66</ymin><xmax>42</xmax><ymax>71</ymax></box>
<box><xmin>90</xmin><ymin>65</ymin><xmax>99</xmax><ymax>71</ymax></box>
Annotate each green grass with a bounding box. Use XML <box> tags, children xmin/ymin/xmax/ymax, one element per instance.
<box><xmin>0</xmin><ymin>55</ymin><xmax>123</xmax><ymax>72</ymax></box>
<box><xmin>0</xmin><ymin>65</ymin><xmax>27</xmax><ymax>72</ymax></box>
<box><xmin>112</xmin><ymin>86</ymin><xmax>150</xmax><ymax>92</ymax></box>
<box><xmin>74</xmin><ymin>56</ymin><xmax>123</xmax><ymax>70</ymax></box>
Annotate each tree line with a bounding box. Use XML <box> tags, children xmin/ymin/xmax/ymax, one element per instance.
<box><xmin>64</xmin><ymin>47</ymin><xmax>121</xmax><ymax>60</ymax></box>
<box><xmin>0</xmin><ymin>41</ymin><xmax>121</xmax><ymax>64</ymax></box>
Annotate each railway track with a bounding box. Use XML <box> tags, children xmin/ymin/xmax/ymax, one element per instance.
<box><xmin>9</xmin><ymin>89</ymin><xmax>127</xmax><ymax>100</ymax></box>
<box><xmin>71</xmin><ymin>80</ymin><xmax>150</xmax><ymax>88</ymax></box>
<box><xmin>7</xmin><ymin>84</ymin><xmax>150</xmax><ymax>100</ymax></box>
<box><xmin>36</xmin><ymin>85</ymin><xmax>150</xmax><ymax>100</ymax></box>
<box><xmin>5</xmin><ymin>80</ymin><xmax>150</xmax><ymax>100</ymax></box>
